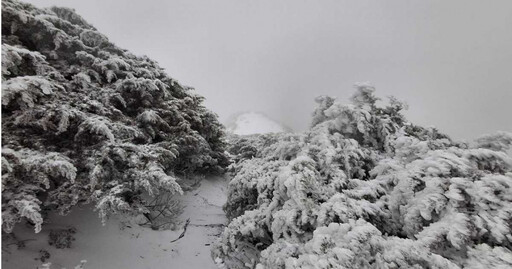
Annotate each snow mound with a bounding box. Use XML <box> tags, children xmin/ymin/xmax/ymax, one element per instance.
<box><xmin>226</xmin><ymin>112</ymin><xmax>288</xmax><ymax>135</ymax></box>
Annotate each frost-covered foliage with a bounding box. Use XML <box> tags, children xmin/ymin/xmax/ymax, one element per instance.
<box><xmin>213</xmin><ymin>84</ymin><xmax>512</xmax><ymax>268</ymax></box>
<box><xmin>1</xmin><ymin>0</ymin><xmax>228</xmax><ymax>233</ymax></box>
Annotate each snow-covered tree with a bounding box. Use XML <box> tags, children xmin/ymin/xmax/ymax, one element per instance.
<box><xmin>213</xmin><ymin>84</ymin><xmax>512</xmax><ymax>268</ymax></box>
<box><xmin>2</xmin><ymin>0</ymin><xmax>228</xmax><ymax>233</ymax></box>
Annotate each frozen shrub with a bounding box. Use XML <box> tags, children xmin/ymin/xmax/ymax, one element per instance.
<box><xmin>214</xmin><ymin>85</ymin><xmax>512</xmax><ymax>268</ymax></box>
<box><xmin>138</xmin><ymin>193</ymin><xmax>185</xmax><ymax>231</ymax></box>
<box><xmin>1</xmin><ymin>0</ymin><xmax>228</xmax><ymax>233</ymax></box>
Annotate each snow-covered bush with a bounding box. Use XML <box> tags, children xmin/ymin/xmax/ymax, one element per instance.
<box><xmin>213</xmin><ymin>84</ymin><xmax>512</xmax><ymax>268</ymax></box>
<box><xmin>1</xmin><ymin>0</ymin><xmax>228</xmax><ymax>233</ymax></box>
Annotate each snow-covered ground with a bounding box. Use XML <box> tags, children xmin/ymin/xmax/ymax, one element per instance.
<box><xmin>2</xmin><ymin>176</ymin><xmax>228</xmax><ymax>269</ymax></box>
<box><xmin>226</xmin><ymin>112</ymin><xmax>289</xmax><ymax>135</ymax></box>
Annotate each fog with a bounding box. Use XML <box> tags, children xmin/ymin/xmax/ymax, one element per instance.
<box><xmin>25</xmin><ymin>0</ymin><xmax>512</xmax><ymax>140</ymax></box>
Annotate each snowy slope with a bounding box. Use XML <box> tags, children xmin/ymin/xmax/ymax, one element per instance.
<box><xmin>226</xmin><ymin>112</ymin><xmax>289</xmax><ymax>135</ymax></box>
<box><xmin>2</xmin><ymin>176</ymin><xmax>228</xmax><ymax>269</ymax></box>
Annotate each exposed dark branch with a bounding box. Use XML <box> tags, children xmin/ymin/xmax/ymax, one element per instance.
<box><xmin>170</xmin><ymin>218</ymin><xmax>190</xmax><ymax>243</ymax></box>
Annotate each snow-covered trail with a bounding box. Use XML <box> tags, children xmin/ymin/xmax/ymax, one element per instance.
<box><xmin>2</xmin><ymin>176</ymin><xmax>228</xmax><ymax>269</ymax></box>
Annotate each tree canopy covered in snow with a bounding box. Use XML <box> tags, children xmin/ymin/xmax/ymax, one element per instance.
<box><xmin>1</xmin><ymin>0</ymin><xmax>229</xmax><ymax>233</ymax></box>
<box><xmin>213</xmin><ymin>84</ymin><xmax>512</xmax><ymax>268</ymax></box>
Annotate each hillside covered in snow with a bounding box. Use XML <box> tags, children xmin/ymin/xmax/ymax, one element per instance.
<box><xmin>2</xmin><ymin>1</ymin><xmax>512</xmax><ymax>269</ymax></box>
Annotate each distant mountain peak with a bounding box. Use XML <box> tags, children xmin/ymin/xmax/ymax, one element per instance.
<box><xmin>226</xmin><ymin>111</ymin><xmax>290</xmax><ymax>135</ymax></box>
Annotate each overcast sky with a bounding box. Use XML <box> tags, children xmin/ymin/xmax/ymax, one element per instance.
<box><xmin>26</xmin><ymin>0</ymin><xmax>512</xmax><ymax>140</ymax></box>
